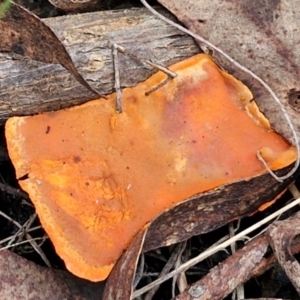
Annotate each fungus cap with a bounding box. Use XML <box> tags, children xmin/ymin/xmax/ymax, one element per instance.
<box><xmin>5</xmin><ymin>54</ymin><xmax>296</xmax><ymax>281</ymax></box>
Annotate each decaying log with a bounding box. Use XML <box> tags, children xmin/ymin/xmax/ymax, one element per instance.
<box><xmin>0</xmin><ymin>7</ymin><xmax>199</xmax><ymax>124</ymax></box>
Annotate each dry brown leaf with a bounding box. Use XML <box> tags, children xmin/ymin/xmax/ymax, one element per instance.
<box><xmin>102</xmin><ymin>229</ymin><xmax>147</xmax><ymax>300</ymax></box>
<box><xmin>0</xmin><ymin>249</ymin><xmax>104</xmax><ymax>299</ymax></box>
<box><xmin>0</xmin><ymin>1</ymin><xmax>101</xmax><ymax>96</ymax></box>
<box><xmin>156</xmin><ymin>0</ymin><xmax>300</xmax><ymax>145</ymax></box>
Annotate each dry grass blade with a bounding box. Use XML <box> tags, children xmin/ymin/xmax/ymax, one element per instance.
<box><xmin>228</xmin><ymin>222</ymin><xmax>245</xmax><ymax>300</ymax></box>
<box><xmin>112</xmin><ymin>43</ymin><xmax>178</xmax><ymax>113</ymax></box>
<box><xmin>172</xmin><ymin>241</ymin><xmax>187</xmax><ymax>297</ymax></box>
<box><xmin>0</xmin><ymin>211</ymin><xmax>51</xmax><ymax>267</ymax></box>
<box><xmin>0</xmin><ymin>225</ymin><xmax>42</xmax><ymax>245</ymax></box>
<box><xmin>289</xmin><ymin>182</ymin><xmax>300</xmax><ymax>198</ymax></box>
<box><xmin>0</xmin><ymin>236</ymin><xmax>48</xmax><ymax>251</ymax></box>
<box><xmin>5</xmin><ymin>213</ymin><xmax>36</xmax><ymax>248</ymax></box>
<box><xmin>144</xmin><ymin>243</ymin><xmax>186</xmax><ymax>300</ymax></box>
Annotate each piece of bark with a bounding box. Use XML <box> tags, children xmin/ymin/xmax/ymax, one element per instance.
<box><xmin>172</xmin><ymin>219</ymin><xmax>300</xmax><ymax>300</ymax></box>
<box><xmin>103</xmin><ymin>229</ymin><xmax>147</xmax><ymax>300</ymax></box>
<box><xmin>0</xmin><ymin>7</ymin><xmax>199</xmax><ymax>124</ymax></box>
<box><xmin>174</xmin><ymin>235</ymin><xmax>269</xmax><ymax>300</ymax></box>
<box><xmin>268</xmin><ymin>211</ymin><xmax>300</xmax><ymax>295</ymax></box>
<box><xmin>143</xmin><ymin>166</ymin><xmax>298</xmax><ymax>252</ymax></box>
<box><xmin>0</xmin><ymin>249</ymin><xmax>104</xmax><ymax>300</ymax></box>
<box><xmin>173</xmin><ymin>231</ymin><xmax>300</xmax><ymax>300</ymax></box>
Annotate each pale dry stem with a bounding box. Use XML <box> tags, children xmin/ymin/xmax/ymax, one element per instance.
<box><xmin>0</xmin><ymin>211</ymin><xmax>50</xmax><ymax>267</ymax></box>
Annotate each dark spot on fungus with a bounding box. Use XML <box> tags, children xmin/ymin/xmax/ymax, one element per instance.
<box><xmin>73</xmin><ymin>156</ymin><xmax>81</xmax><ymax>163</ymax></box>
<box><xmin>45</xmin><ymin>126</ymin><xmax>51</xmax><ymax>134</ymax></box>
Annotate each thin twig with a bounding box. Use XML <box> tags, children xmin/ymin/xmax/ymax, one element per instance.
<box><xmin>145</xmin><ymin>75</ymin><xmax>172</xmax><ymax>96</ymax></box>
<box><xmin>228</xmin><ymin>222</ymin><xmax>244</xmax><ymax>300</ymax></box>
<box><xmin>112</xmin><ymin>43</ymin><xmax>178</xmax><ymax>109</ymax></box>
<box><xmin>140</xmin><ymin>0</ymin><xmax>300</xmax><ymax>182</ymax></box>
<box><xmin>0</xmin><ymin>225</ymin><xmax>42</xmax><ymax>245</ymax></box>
<box><xmin>0</xmin><ymin>236</ymin><xmax>48</xmax><ymax>251</ymax></box>
<box><xmin>145</xmin><ymin>243</ymin><xmax>185</xmax><ymax>300</ymax></box>
<box><xmin>114</xmin><ymin>44</ymin><xmax>177</xmax><ymax>78</ymax></box>
<box><xmin>289</xmin><ymin>182</ymin><xmax>300</xmax><ymax>199</ymax></box>
<box><xmin>112</xmin><ymin>44</ymin><xmax>122</xmax><ymax>113</ymax></box>
<box><xmin>6</xmin><ymin>214</ymin><xmax>33</xmax><ymax>248</ymax></box>
<box><xmin>0</xmin><ymin>211</ymin><xmax>51</xmax><ymax>267</ymax></box>
<box><xmin>172</xmin><ymin>241</ymin><xmax>187</xmax><ymax>297</ymax></box>
<box><xmin>133</xmin><ymin>253</ymin><xmax>145</xmax><ymax>289</ymax></box>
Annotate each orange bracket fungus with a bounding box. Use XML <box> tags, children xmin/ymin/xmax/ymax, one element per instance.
<box><xmin>5</xmin><ymin>54</ymin><xmax>296</xmax><ymax>281</ymax></box>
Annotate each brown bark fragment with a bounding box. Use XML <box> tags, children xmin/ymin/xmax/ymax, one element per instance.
<box><xmin>0</xmin><ymin>7</ymin><xmax>199</xmax><ymax>123</ymax></box>
<box><xmin>171</xmin><ymin>224</ymin><xmax>300</xmax><ymax>299</ymax></box>
<box><xmin>0</xmin><ymin>249</ymin><xmax>104</xmax><ymax>299</ymax></box>
<box><xmin>174</xmin><ymin>235</ymin><xmax>269</xmax><ymax>300</ymax></box>
<box><xmin>268</xmin><ymin>211</ymin><xmax>300</xmax><ymax>294</ymax></box>
<box><xmin>103</xmin><ymin>229</ymin><xmax>147</xmax><ymax>300</ymax></box>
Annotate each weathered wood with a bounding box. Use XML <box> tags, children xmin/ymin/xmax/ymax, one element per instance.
<box><xmin>0</xmin><ymin>7</ymin><xmax>199</xmax><ymax>124</ymax></box>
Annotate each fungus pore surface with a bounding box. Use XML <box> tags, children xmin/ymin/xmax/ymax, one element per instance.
<box><xmin>5</xmin><ymin>54</ymin><xmax>296</xmax><ymax>281</ymax></box>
